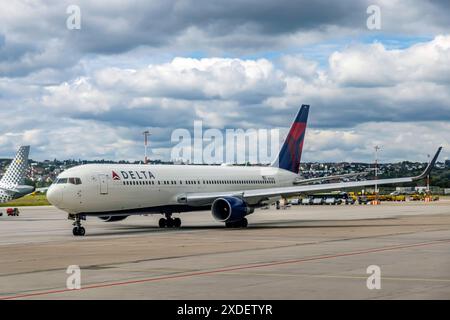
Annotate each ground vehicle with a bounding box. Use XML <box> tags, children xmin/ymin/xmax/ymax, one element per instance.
<box><xmin>386</xmin><ymin>194</ymin><xmax>406</xmax><ymax>201</ymax></box>
<box><xmin>410</xmin><ymin>194</ymin><xmax>424</xmax><ymax>201</ymax></box>
<box><xmin>6</xmin><ymin>208</ymin><xmax>19</xmax><ymax>216</ymax></box>
<box><xmin>312</xmin><ymin>197</ymin><xmax>324</xmax><ymax>205</ymax></box>
<box><xmin>290</xmin><ymin>198</ymin><xmax>300</xmax><ymax>205</ymax></box>
<box><xmin>358</xmin><ymin>196</ymin><xmax>369</xmax><ymax>205</ymax></box>
<box><xmin>325</xmin><ymin>197</ymin><xmax>342</xmax><ymax>205</ymax></box>
<box><xmin>309</xmin><ymin>192</ymin><xmax>352</xmax><ymax>205</ymax></box>
<box><xmin>301</xmin><ymin>197</ymin><xmax>313</xmax><ymax>205</ymax></box>
<box><xmin>344</xmin><ymin>197</ymin><xmax>355</xmax><ymax>205</ymax></box>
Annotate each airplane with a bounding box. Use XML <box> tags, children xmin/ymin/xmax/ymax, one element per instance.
<box><xmin>46</xmin><ymin>105</ymin><xmax>442</xmax><ymax>236</ymax></box>
<box><xmin>0</xmin><ymin>146</ymin><xmax>34</xmax><ymax>203</ymax></box>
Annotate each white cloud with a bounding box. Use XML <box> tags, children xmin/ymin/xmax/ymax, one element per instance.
<box><xmin>93</xmin><ymin>58</ymin><xmax>284</xmax><ymax>101</ymax></box>
<box><xmin>41</xmin><ymin>77</ymin><xmax>115</xmax><ymax>113</ymax></box>
<box><xmin>303</xmin><ymin>122</ymin><xmax>450</xmax><ymax>162</ymax></box>
<box><xmin>329</xmin><ymin>35</ymin><xmax>450</xmax><ymax>86</ymax></box>
<box><xmin>1</xmin><ymin>35</ymin><xmax>450</xmax><ymax>162</ymax></box>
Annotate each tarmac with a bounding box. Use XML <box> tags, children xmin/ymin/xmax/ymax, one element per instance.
<box><xmin>0</xmin><ymin>200</ymin><xmax>449</xmax><ymax>299</ymax></box>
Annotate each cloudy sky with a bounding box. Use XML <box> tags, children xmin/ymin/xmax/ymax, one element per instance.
<box><xmin>0</xmin><ymin>0</ymin><xmax>449</xmax><ymax>163</ymax></box>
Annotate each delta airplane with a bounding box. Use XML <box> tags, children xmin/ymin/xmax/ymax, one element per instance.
<box><xmin>46</xmin><ymin>106</ymin><xmax>442</xmax><ymax>236</ymax></box>
<box><xmin>0</xmin><ymin>146</ymin><xmax>34</xmax><ymax>203</ymax></box>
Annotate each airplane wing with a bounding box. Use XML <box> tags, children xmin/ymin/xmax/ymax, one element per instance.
<box><xmin>181</xmin><ymin>147</ymin><xmax>442</xmax><ymax>206</ymax></box>
<box><xmin>293</xmin><ymin>171</ymin><xmax>370</xmax><ymax>185</ymax></box>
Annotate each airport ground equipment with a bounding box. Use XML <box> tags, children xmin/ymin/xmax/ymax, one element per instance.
<box><xmin>7</xmin><ymin>208</ymin><xmax>19</xmax><ymax>216</ymax></box>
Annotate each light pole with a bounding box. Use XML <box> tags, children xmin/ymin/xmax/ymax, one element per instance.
<box><xmin>427</xmin><ymin>153</ymin><xmax>430</xmax><ymax>193</ymax></box>
<box><xmin>143</xmin><ymin>131</ymin><xmax>151</xmax><ymax>164</ymax></box>
<box><xmin>374</xmin><ymin>145</ymin><xmax>380</xmax><ymax>201</ymax></box>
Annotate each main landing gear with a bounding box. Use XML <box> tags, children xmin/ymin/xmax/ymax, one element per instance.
<box><xmin>159</xmin><ymin>213</ymin><xmax>181</xmax><ymax>228</ymax></box>
<box><xmin>72</xmin><ymin>214</ymin><xmax>86</xmax><ymax>236</ymax></box>
<box><xmin>225</xmin><ymin>218</ymin><xmax>248</xmax><ymax>228</ymax></box>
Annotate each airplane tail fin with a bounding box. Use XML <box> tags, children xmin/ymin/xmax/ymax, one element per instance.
<box><xmin>271</xmin><ymin>105</ymin><xmax>309</xmax><ymax>174</ymax></box>
<box><xmin>0</xmin><ymin>146</ymin><xmax>30</xmax><ymax>188</ymax></box>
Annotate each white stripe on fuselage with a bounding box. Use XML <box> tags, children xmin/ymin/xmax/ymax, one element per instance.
<box><xmin>49</xmin><ymin>164</ymin><xmax>297</xmax><ymax>214</ymax></box>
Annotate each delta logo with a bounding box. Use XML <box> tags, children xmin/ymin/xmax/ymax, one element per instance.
<box><xmin>112</xmin><ymin>170</ymin><xmax>156</xmax><ymax>180</ymax></box>
<box><xmin>112</xmin><ymin>171</ymin><xmax>121</xmax><ymax>180</ymax></box>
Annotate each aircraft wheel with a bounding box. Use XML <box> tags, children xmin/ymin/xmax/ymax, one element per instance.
<box><xmin>72</xmin><ymin>227</ymin><xmax>85</xmax><ymax>236</ymax></box>
<box><xmin>166</xmin><ymin>218</ymin><xmax>174</xmax><ymax>228</ymax></box>
<box><xmin>78</xmin><ymin>227</ymin><xmax>85</xmax><ymax>236</ymax></box>
<box><xmin>240</xmin><ymin>218</ymin><xmax>248</xmax><ymax>228</ymax></box>
<box><xmin>174</xmin><ymin>217</ymin><xmax>181</xmax><ymax>228</ymax></box>
<box><xmin>158</xmin><ymin>218</ymin><xmax>167</xmax><ymax>228</ymax></box>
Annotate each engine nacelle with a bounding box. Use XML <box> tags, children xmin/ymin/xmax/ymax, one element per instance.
<box><xmin>99</xmin><ymin>215</ymin><xmax>129</xmax><ymax>222</ymax></box>
<box><xmin>211</xmin><ymin>197</ymin><xmax>254</xmax><ymax>223</ymax></box>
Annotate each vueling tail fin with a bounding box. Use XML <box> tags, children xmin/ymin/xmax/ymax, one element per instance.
<box><xmin>0</xmin><ymin>146</ymin><xmax>30</xmax><ymax>188</ymax></box>
<box><xmin>271</xmin><ymin>105</ymin><xmax>309</xmax><ymax>174</ymax></box>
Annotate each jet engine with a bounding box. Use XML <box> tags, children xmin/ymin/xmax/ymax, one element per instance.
<box><xmin>99</xmin><ymin>215</ymin><xmax>129</xmax><ymax>222</ymax></box>
<box><xmin>211</xmin><ymin>197</ymin><xmax>254</xmax><ymax>223</ymax></box>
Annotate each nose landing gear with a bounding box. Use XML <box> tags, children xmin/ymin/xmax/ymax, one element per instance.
<box><xmin>159</xmin><ymin>213</ymin><xmax>182</xmax><ymax>228</ymax></box>
<box><xmin>73</xmin><ymin>226</ymin><xmax>85</xmax><ymax>236</ymax></box>
<box><xmin>72</xmin><ymin>214</ymin><xmax>86</xmax><ymax>236</ymax></box>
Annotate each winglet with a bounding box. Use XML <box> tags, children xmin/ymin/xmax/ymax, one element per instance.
<box><xmin>414</xmin><ymin>147</ymin><xmax>442</xmax><ymax>180</ymax></box>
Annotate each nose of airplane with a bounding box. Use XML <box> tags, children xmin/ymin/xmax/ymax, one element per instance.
<box><xmin>47</xmin><ymin>186</ymin><xmax>62</xmax><ymax>206</ymax></box>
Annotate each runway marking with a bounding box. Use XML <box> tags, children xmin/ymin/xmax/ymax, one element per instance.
<box><xmin>219</xmin><ymin>272</ymin><xmax>450</xmax><ymax>283</ymax></box>
<box><xmin>1</xmin><ymin>237</ymin><xmax>450</xmax><ymax>300</ymax></box>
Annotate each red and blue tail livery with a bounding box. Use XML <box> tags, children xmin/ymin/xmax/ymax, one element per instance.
<box><xmin>272</xmin><ymin>104</ymin><xmax>309</xmax><ymax>174</ymax></box>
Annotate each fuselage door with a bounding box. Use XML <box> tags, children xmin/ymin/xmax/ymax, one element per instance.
<box><xmin>99</xmin><ymin>174</ymin><xmax>108</xmax><ymax>195</ymax></box>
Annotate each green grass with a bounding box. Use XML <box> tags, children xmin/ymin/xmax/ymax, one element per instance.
<box><xmin>0</xmin><ymin>194</ymin><xmax>50</xmax><ymax>207</ymax></box>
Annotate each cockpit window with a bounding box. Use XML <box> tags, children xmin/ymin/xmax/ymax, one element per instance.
<box><xmin>55</xmin><ymin>177</ymin><xmax>82</xmax><ymax>185</ymax></box>
<box><xmin>69</xmin><ymin>177</ymin><xmax>82</xmax><ymax>185</ymax></box>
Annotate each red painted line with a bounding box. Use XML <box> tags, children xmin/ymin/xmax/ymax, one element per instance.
<box><xmin>2</xmin><ymin>238</ymin><xmax>450</xmax><ymax>300</ymax></box>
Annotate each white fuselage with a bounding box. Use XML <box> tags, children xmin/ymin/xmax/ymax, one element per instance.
<box><xmin>47</xmin><ymin>164</ymin><xmax>297</xmax><ymax>215</ymax></box>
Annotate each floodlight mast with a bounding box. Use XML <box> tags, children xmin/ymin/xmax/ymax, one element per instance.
<box><xmin>143</xmin><ymin>130</ymin><xmax>151</xmax><ymax>164</ymax></box>
<box><xmin>374</xmin><ymin>145</ymin><xmax>381</xmax><ymax>201</ymax></box>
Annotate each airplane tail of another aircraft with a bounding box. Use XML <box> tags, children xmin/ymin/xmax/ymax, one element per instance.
<box><xmin>0</xmin><ymin>146</ymin><xmax>30</xmax><ymax>188</ymax></box>
<box><xmin>271</xmin><ymin>105</ymin><xmax>309</xmax><ymax>174</ymax></box>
